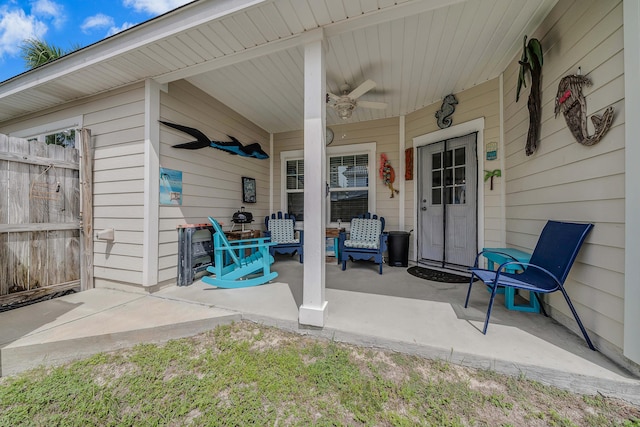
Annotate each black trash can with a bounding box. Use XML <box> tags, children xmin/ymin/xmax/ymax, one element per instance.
<box><xmin>387</xmin><ymin>231</ymin><xmax>410</xmax><ymax>267</ymax></box>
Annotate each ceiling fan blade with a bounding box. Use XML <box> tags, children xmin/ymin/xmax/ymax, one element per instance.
<box><xmin>348</xmin><ymin>79</ymin><xmax>376</xmax><ymax>99</ymax></box>
<box><xmin>327</xmin><ymin>92</ymin><xmax>341</xmax><ymax>102</ymax></box>
<box><xmin>357</xmin><ymin>100</ymin><xmax>387</xmax><ymax>110</ymax></box>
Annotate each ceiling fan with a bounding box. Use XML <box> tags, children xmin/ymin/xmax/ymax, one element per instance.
<box><xmin>326</xmin><ymin>79</ymin><xmax>388</xmax><ymax>120</ymax></box>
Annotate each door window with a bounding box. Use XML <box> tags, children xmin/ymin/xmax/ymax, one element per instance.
<box><xmin>431</xmin><ymin>147</ymin><xmax>466</xmax><ymax>206</ymax></box>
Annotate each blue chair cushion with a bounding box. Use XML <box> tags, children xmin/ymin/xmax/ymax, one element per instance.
<box><xmin>268</xmin><ymin>219</ymin><xmax>299</xmax><ymax>244</ymax></box>
<box><xmin>344</xmin><ymin>218</ymin><xmax>382</xmax><ymax>249</ymax></box>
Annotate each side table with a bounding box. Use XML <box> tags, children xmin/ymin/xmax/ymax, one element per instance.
<box><xmin>326</xmin><ymin>228</ymin><xmax>345</xmax><ymax>263</ymax></box>
<box><xmin>482</xmin><ymin>248</ymin><xmax>539</xmax><ymax>313</ymax></box>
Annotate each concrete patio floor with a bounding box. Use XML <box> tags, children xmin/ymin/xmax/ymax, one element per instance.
<box><xmin>1</xmin><ymin>256</ymin><xmax>639</xmax><ymax>405</ymax></box>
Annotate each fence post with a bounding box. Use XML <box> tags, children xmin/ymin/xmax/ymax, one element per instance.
<box><xmin>79</xmin><ymin>128</ymin><xmax>94</xmax><ymax>291</ymax></box>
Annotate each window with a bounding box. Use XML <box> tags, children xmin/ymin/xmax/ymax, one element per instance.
<box><xmin>431</xmin><ymin>146</ymin><xmax>466</xmax><ymax>205</ymax></box>
<box><xmin>280</xmin><ymin>143</ymin><xmax>376</xmax><ymax>225</ymax></box>
<box><xmin>285</xmin><ymin>158</ymin><xmax>305</xmax><ymax>221</ymax></box>
<box><xmin>328</xmin><ymin>153</ymin><xmax>369</xmax><ymax>222</ymax></box>
<box><xmin>10</xmin><ymin>116</ymin><xmax>82</xmax><ymax>149</ymax></box>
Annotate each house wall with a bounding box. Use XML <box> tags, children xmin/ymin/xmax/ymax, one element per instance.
<box><xmin>0</xmin><ymin>79</ymin><xmax>271</xmax><ymax>291</ymax></box>
<box><xmin>158</xmin><ymin>80</ymin><xmax>271</xmax><ymax>284</ymax></box>
<box><xmin>272</xmin><ymin>117</ymin><xmax>402</xmax><ymax>231</ymax></box>
<box><xmin>0</xmin><ymin>83</ymin><xmax>148</xmax><ymax>289</ymax></box>
<box><xmin>502</xmin><ymin>0</ymin><xmax>625</xmax><ymax>356</ymax></box>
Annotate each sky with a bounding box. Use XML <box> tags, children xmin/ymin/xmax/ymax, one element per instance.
<box><xmin>0</xmin><ymin>0</ymin><xmax>193</xmax><ymax>82</ymax></box>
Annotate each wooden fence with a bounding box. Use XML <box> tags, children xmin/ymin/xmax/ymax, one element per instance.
<box><xmin>0</xmin><ymin>133</ymin><xmax>88</xmax><ymax>304</ymax></box>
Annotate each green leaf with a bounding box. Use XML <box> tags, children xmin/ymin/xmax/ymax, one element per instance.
<box><xmin>516</xmin><ymin>67</ymin><xmax>526</xmax><ymax>102</ymax></box>
<box><xmin>528</xmin><ymin>38</ymin><xmax>543</xmax><ymax>67</ymax></box>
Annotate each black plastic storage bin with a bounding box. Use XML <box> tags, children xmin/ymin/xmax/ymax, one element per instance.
<box><xmin>387</xmin><ymin>231</ymin><xmax>410</xmax><ymax>267</ymax></box>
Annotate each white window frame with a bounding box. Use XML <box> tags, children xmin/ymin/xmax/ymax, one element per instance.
<box><xmin>280</xmin><ymin>142</ymin><xmax>377</xmax><ymax>227</ymax></box>
<box><xmin>9</xmin><ymin>115</ymin><xmax>83</xmax><ymax>145</ymax></box>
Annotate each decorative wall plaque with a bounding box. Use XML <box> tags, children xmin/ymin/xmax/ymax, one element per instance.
<box><xmin>554</xmin><ymin>74</ymin><xmax>614</xmax><ymax>146</ymax></box>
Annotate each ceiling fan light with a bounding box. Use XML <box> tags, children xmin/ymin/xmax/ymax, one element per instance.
<box><xmin>338</xmin><ymin>107</ymin><xmax>352</xmax><ymax>119</ymax></box>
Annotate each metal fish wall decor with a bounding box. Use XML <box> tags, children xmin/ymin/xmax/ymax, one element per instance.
<box><xmin>160</xmin><ymin>121</ymin><xmax>269</xmax><ymax>159</ymax></box>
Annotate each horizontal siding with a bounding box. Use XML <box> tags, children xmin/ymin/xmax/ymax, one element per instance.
<box><xmin>159</xmin><ymin>80</ymin><xmax>271</xmax><ymax>282</ymax></box>
<box><xmin>502</xmin><ymin>0</ymin><xmax>624</xmax><ymax>350</ymax></box>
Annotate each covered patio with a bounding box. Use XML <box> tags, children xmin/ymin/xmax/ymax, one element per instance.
<box><xmin>1</xmin><ymin>0</ymin><xmax>639</xmax><ymax>386</ymax></box>
<box><xmin>1</xmin><ymin>256</ymin><xmax>639</xmax><ymax>404</ymax></box>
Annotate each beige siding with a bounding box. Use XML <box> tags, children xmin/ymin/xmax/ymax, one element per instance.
<box><xmin>405</xmin><ymin>78</ymin><xmax>502</xmax><ymax>259</ymax></box>
<box><xmin>502</xmin><ymin>0</ymin><xmax>624</xmax><ymax>350</ymax></box>
<box><xmin>272</xmin><ymin>117</ymin><xmax>401</xmax><ymax>230</ymax></box>
<box><xmin>158</xmin><ymin>80</ymin><xmax>270</xmax><ymax>283</ymax></box>
<box><xmin>0</xmin><ymin>83</ymin><xmax>147</xmax><ymax>289</ymax></box>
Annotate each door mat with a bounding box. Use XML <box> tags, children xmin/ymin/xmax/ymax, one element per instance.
<box><xmin>407</xmin><ymin>266</ymin><xmax>476</xmax><ymax>283</ymax></box>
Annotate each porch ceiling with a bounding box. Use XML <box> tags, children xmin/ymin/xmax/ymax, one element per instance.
<box><xmin>0</xmin><ymin>0</ymin><xmax>558</xmax><ymax>133</ymax></box>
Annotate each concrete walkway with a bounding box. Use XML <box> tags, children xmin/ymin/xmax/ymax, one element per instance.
<box><xmin>2</xmin><ymin>258</ymin><xmax>639</xmax><ymax>405</ymax></box>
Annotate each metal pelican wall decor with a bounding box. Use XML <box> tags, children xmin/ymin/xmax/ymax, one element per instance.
<box><xmin>160</xmin><ymin>121</ymin><xmax>269</xmax><ymax>159</ymax></box>
<box><xmin>554</xmin><ymin>74</ymin><xmax>614</xmax><ymax>146</ymax></box>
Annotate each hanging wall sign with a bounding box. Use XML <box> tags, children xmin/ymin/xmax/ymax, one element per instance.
<box><xmin>160</xmin><ymin>168</ymin><xmax>183</xmax><ymax>205</ymax></box>
<box><xmin>486</xmin><ymin>141</ymin><xmax>498</xmax><ymax>161</ymax></box>
<box><xmin>404</xmin><ymin>147</ymin><xmax>413</xmax><ymax>181</ymax></box>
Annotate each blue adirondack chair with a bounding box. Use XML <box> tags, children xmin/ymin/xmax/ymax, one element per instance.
<box><xmin>202</xmin><ymin>217</ymin><xmax>278</xmax><ymax>288</ymax></box>
<box><xmin>264</xmin><ymin>212</ymin><xmax>304</xmax><ymax>263</ymax></box>
<box><xmin>338</xmin><ymin>213</ymin><xmax>388</xmax><ymax>275</ymax></box>
<box><xmin>464</xmin><ymin>220</ymin><xmax>595</xmax><ymax>350</ymax></box>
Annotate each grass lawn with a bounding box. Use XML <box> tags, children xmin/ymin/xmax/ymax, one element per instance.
<box><xmin>1</xmin><ymin>321</ymin><xmax>639</xmax><ymax>426</ymax></box>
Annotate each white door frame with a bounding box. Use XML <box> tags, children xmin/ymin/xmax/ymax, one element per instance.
<box><xmin>412</xmin><ymin>118</ymin><xmax>485</xmax><ymax>263</ymax></box>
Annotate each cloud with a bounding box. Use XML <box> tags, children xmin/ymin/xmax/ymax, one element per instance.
<box><xmin>0</xmin><ymin>6</ymin><xmax>48</xmax><ymax>59</ymax></box>
<box><xmin>107</xmin><ymin>22</ymin><xmax>136</xmax><ymax>37</ymax></box>
<box><xmin>31</xmin><ymin>0</ymin><xmax>66</xmax><ymax>29</ymax></box>
<box><xmin>123</xmin><ymin>0</ymin><xmax>192</xmax><ymax>15</ymax></box>
<box><xmin>81</xmin><ymin>13</ymin><xmax>114</xmax><ymax>34</ymax></box>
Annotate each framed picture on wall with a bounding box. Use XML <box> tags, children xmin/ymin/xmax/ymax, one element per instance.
<box><xmin>242</xmin><ymin>176</ymin><xmax>256</xmax><ymax>203</ymax></box>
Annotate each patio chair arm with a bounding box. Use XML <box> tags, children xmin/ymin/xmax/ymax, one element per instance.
<box><xmin>214</xmin><ymin>241</ymin><xmax>277</xmax><ymax>251</ymax></box>
<box><xmin>493</xmin><ymin>261</ymin><xmax>563</xmax><ymax>289</ymax></box>
<box><xmin>227</xmin><ymin>237</ymin><xmax>271</xmax><ymax>245</ymax></box>
<box><xmin>379</xmin><ymin>232</ymin><xmax>388</xmax><ymax>252</ymax></box>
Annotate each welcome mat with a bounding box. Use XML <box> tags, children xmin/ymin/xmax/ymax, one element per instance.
<box><xmin>407</xmin><ymin>266</ymin><xmax>475</xmax><ymax>283</ymax></box>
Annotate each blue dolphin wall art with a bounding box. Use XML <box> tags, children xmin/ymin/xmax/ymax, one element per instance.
<box><xmin>160</xmin><ymin>121</ymin><xmax>269</xmax><ymax>159</ymax></box>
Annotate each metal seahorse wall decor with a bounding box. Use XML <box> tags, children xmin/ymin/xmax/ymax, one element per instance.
<box><xmin>554</xmin><ymin>74</ymin><xmax>614</xmax><ymax>146</ymax></box>
<box><xmin>435</xmin><ymin>94</ymin><xmax>458</xmax><ymax>129</ymax></box>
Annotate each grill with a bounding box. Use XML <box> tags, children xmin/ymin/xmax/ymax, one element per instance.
<box><xmin>232</xmin><ymin>207</ymin><xmax>253</xmax><ymax>224</ymax></box>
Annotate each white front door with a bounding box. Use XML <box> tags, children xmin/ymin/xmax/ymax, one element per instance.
<box><xmin>418</xmin><ymin>133</ymin><xmax>477</xmax><ymax>267</ymax></box>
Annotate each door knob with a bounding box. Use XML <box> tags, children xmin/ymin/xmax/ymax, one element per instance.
<box><xmin>421</xmin><ymin>207</ymin><xmax>427</xmax><ymax>211</ymax></box>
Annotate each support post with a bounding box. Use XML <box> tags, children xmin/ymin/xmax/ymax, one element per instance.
<box><xmin>299</xmin><ymin>29</ymin><xmax>328</xmax><ymax>327</ymax></box>
<box><xmin>79</xmin><ymin>128</ymin><xmax>93</xmax><ymax>291</ymax></box>
<box><xmin>142</xmin><ymin>79</ymin><xmax>163</xmax><ymax>287</ymax></box>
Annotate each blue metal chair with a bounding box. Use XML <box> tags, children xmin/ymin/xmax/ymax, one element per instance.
<box><xmin>464</xmin><ymin>220</ymin><xmax>595</xmax><ymax>350</ymax></box>
<box><xmin>338</xmin><ymin>213</ymin><xmax>388</xmax><ymax>275</ymax></box>
<box><xmin>264</xmin><ymin>212</ymin><xmax>304</xmax><ymax>263</ymax></box>
<box><xmin>202</xmin><ymin>217</ymin><xmax>278</xmax><ymax>288</ymax></box>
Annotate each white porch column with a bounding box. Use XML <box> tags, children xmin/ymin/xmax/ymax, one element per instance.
<box><xmin>623</xmin><ymin>0</ymin><xmax>640</xmax><ymax>364</ymax></box>
<box><xmin>299</xmin><ymin>29</ymin><xmax>328</xmax><ymax>327</ymax></box>
<box><xmin>142</xmin><ymin>79</ymin><xmax>164</xmax><ymax>287</ymax></box>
